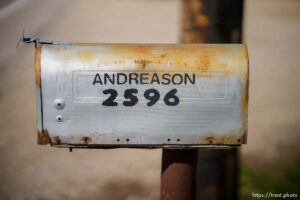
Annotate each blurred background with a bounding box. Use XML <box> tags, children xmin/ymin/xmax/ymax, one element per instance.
<box><xmin>0</xmin><ymin>0</ymin><xmax>299</xmax><ymax>199</ymax></box>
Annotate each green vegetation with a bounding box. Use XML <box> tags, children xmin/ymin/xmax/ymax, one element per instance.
<box><xmin>240</xmin><ymin>159</ymin><xmax>300</xmax><ymax>200</ymax></box>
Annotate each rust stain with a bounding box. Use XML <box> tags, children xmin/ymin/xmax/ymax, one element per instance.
<box><xmin>197</xmin><ymin>53</ymin><xmax>210</xmax><ymax>72</ymax></box>
<box><xmin>195</xmin><ymin>131</ymin><xmax>245</xmax><ymax>145</ymax></box>
<box><xmin>206</xmin><ymin>137</ymin><xmax>216</xmax><ymax>144</ymax></box>
<box><xmin>240</xmin><ymin>130</ymin><xmax>247</xmax><ymax>144</ymax></box>
<box><xmin>242</xmin><ymin>72</ymin><xmax>249</xmax><ymax>114</ymax></box>
<box><xmin>81</xmin><ymin>137</ymin><xmax>91</xmax><ymax>144</ymax></box>
<box><xmin>134</xmin><ymin>59</ymin><xmax>151</xmax><ymax>69</ymax></box>
<box><xmin>54</xmin><ymin>136</ymin><xmax>61</xmax><ymax>144</ymax></box>
<box><xmin>37</xmin><ymin>130</ymin><xmax>51</xmax><ymax>145</ymax></box>
<box><xmin>191</xmin><ymin>0</ymin><xmax>210</xmax><ymax>27</ymax></box>
<box><xmin>245</xmin><ymin>48</ymin><xmax>250</xmax><ymax>109</ymax></box>
<box><xmin>240</xmin><ymin>47</ymin><xmax>249</xmax><ymax>144</ymax></box>
<box><xmin>135</xmin><ymin>45</ymin><xmax>152</xmax><ymax>54</ymax></box>
<box><xmin>182</xmin><ymin>0</ymin><xmax>210</xmax><ymax>43</ymax></box>
<box><xmin>49</xmin><ymin>44</ymin><xmax>246</xmax><ymax>76</ymax></box>
<box><xmin>77</xmin><ymin>51</ymin><xmax>94</xmax><ymax>62</ymax></box>
<box><xmin>195</xmin><ymin>15</ymin><xmax>210</xmax><ymax>27</ymax></box>
<box><xmin>35</xmin><ymin>44</ymin><xmax>42</xmax><ymax>87</ymax></box>
<box><xmin>133</xmin><ymin>47</ymin><xmax>213</xmax><ymax>73</ymax></box>
<box><xmin>109</xmin><ymin>44</ymin><xmax>153</xmax><ymax>55</ymax></box>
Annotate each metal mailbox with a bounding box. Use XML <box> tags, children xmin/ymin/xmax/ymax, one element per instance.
<box><xmin>34</xmin><ymin>42</ymin><xmax>248</xmax><ymax>148</ymax></box>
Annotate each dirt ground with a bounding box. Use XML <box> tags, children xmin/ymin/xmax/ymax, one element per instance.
<box><xmin>0</xmin><ymin>0</ymin><xmax>299</xmax><ymax>199</ymax></box>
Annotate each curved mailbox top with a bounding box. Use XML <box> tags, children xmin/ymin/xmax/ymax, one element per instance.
<box><xmin>35</xmin><ymin>43</ymin><xmax>249</xmax><ymax>148</ymax></box>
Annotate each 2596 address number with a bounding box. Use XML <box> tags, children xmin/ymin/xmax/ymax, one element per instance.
<box><xmin>102</xmin><ymin>88</ymin><xmax>179</xmax><ymax>107</ymax></box>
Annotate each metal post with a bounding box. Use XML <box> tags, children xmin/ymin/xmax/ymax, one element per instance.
<box><xmin>161</xmin><ymin>149</ymin><xmax>197</xmax><ymax>200</ymax></box>
<box><xmin>182</xmin><ymin>0</ymin><xmax>244</xmax><ymax>44</ymax></box>
<box><xmin>161</xmin><ymin>0</ymin><xmax>244</xmax><ymax>199</ymax></box>
<box><xmin>196</xmin><ymin>148</ymin><xmax>240</xmax><ymax>200</ymax></box>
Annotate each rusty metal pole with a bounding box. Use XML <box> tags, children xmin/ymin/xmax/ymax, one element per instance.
<box><xmin>161</xmin><ymin>149</ymin><xmax>197</xmax><ymax>200</ymax></box>
<box><xmin>183</xmin><ymin>0</ymin><xmax>244</xmax><ymax>199</ymax></box>
<box><xmin>161</xmin><ymin>0</ymin><xmax>244</xmax><ymax>199</ymax></box>
<box><xmin>182</xmin><ymin>0</ymin><xmax>243</xmax><ymax>44</ymax></box>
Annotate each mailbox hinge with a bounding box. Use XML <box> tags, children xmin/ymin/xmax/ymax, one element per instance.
<box><xmin>17</xmin><ymin>31</ymin><xmax>72</xmax><ymax>48</ymax></box>
<box><xmin>21</xmin><ymin>36</ymin><xmax>73</xmax><ymax>45</ymax></box>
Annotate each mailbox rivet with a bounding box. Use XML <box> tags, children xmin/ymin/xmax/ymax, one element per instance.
<box><xmin>56</xmin><ymin>115</ymin><xmax>63</xmax><ymax>122</ymax></box>
<box><xmin>54</xmin><ymin>98</ymin><xmax>65</xmax><ymax>110</ymax></box>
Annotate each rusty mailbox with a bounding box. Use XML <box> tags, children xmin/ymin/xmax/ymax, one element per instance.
<box><xmin>34</xmin><ymin>41</ymin><xmax>248</xmax><ymax>148</ymax></box>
